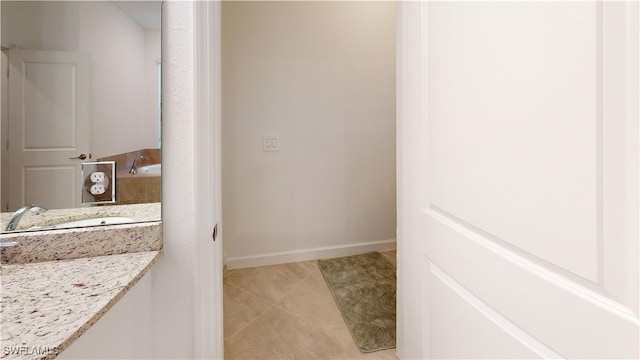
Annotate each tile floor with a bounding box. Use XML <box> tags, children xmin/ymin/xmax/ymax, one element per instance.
<box><xmin>223</xmin><ymin>251</ymin><xmax>398</xmax><ymax>360</ymax></box>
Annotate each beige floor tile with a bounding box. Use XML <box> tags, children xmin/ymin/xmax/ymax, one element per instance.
<box><xmin>224</xmin><ymin>254</ymin><xmax>398</xmax><ymax>360</ymax></box>
<box><xmin>224</xmin><ymin>268</ymin><xmax>237</xmax><ymax>278</ymax></box>
<box><xmin>380</xmin><ymin>250</ymin><xmax>397</xmax><ymax>267</ymax></box>
<box><xmin>274</xmin><ymin>268</ymin><xmax>350</xmax><ymax>336</ymax></box>
<box><xmin>224</xmin><ymin>306</ymin><xmax>344</xmax><ymax>360</ymax></box>
<box><xmin>223</xmin><ymin>282</ymin><xmax>271</xmax><ymax>340</ymax></box>
<box><xmin>339</xmin><ymin>339</ymin><xmax>399</xmax><ymax>360</ymax></box>
<box><xmin>225</xmin><ymin>261</ymin><xmax>317</xmax><ymax>304</ymax></box>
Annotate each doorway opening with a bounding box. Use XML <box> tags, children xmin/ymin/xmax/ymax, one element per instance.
<box><xmin>219</xmin><ymin>1</ymin><xmax>398</xmax><ymax>358</ymax></box>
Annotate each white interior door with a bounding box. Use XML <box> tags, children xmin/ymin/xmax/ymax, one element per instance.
<box><xmin>397</xmin><ymin>2</ymin><xmax>639</xmax><ymax>358</ymax></box>
<box><xmin>8</xmin><ymin>49</ymin><xmax>90</xmax><ymax>211</ymax></box>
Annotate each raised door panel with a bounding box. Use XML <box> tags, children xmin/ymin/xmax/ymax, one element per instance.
<box><xmin>428</xmin><ymin>1</ymin><xmax>600</xmax><ymax>283</ymax></box>
<box><xmin>427</xmin><ymin>262</ymin><xmax>552</xmax><ymax>359</ymax></box>
<box><xmin>23</xmin><ymin>62</ymin><xmax>77</xmax><ymax>149</ymax></box>
<box><xmin>424</xmin><ymin>212</ymin><xmax>638</xmax><ymax>358</ymax></box>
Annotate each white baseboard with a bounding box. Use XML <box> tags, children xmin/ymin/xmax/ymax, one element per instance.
<box><xmin>224</xmin><ymin>239</ymin><xmax>397</xmax><ymax>269</ymax></box>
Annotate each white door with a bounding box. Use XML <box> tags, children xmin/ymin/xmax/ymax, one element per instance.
<box><xmin>8</xmin><ymin>49</ymin><xmax>90</xmax><ymax>211</ymax></box>
<box><xmin>397</xmin><ymin>2</ymin><xmax>639</xmax><ymax>358</ymax></box>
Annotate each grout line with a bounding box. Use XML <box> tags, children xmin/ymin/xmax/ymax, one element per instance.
<box><xmin>224</xmin><ymin>278</ymin><xmax>265</xmax><ymax>303</ymax></box>
<box><xmin>223</xmin><ymin>282</ymin><xmax>272</xmax><ymax>340</ymax></box>
<box><xmin>224</xmin><ymin>281</ymin><xmax>263</xmax><ymax>302</ymax></box>
<box><xmin>223</xmin><ymin>268</ymin><xmax>237</xmax><ymax>277</ymax></box>
<box><xmin>270</xmin><ymin>267</ymin><xmax>324</xmax><ymax>317</ymax></box>
<box><xmin>224</xmin><ymin>304</ymin><xmax>276</xmax><ymax>343</ymax></box>
<box><xmin>269</xmin><ymin>264</ymin><xmax>319</xmax><ymax>306</ymax></box>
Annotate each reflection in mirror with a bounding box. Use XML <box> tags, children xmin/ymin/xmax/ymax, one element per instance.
<box><xmin>0</xmin><ymin>1</ymin><xmax>161</xmax><ymax>232</ymax></box>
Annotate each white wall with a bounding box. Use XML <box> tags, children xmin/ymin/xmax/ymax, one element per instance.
<box><xmin>0</xmin><ymin>1</ymin><xmax>159</xmax><ymax>160</ymax></box>
<box><xmin>222</xmin><ymin>1</ymin><xmax>397</xmax><ymax>267</ymax></box>
<box><xmin>1</xmin><ymin>1</ymin><xmax>79</xmax><ymax>51</ymax></box>
<box><xmin>151</xmin><ymin>2</ymin><xmax>196</xmax><ymax>358</ymax></box>
<box><xmin>145</xmin><ymin>29</ymin><xmax>162</xmax><ymax>149</ymax></box>
<box><xmin>78</xmin><ymin>2</ymin><xmax>155</xmax><ymax>158</ymax></box>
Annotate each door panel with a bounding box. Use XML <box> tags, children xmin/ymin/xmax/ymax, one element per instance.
<box><xmin>397</xmin><ymin>1</ymin><xmax>640</xmax><ymax>359</ymax></box>
<box><xmin>8</xmin><ymin>50</ymin><xmax>89</xmax><ymax>210</ymax></box>
<box><xmin>425</xmin><ymin>210</ymin><xmax>638</xmax><ymax>358</ymax></box>
<box><xmin>428</xmin><ymin>262</ymin><xmax>545</xmax><ymax>359</ymax></box>
<box><xmin>428</xmin><ymin>1</ymin><xmax>599</xmax><ymax>283</ymax></box>
<box><xmin>23</xmin><ymin>62</ymin><xmax>77</xmax><ymax>149</ymax></box>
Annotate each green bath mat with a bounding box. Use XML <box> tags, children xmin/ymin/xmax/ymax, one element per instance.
<box><xmin>318</xmin><ymin>252</ymin><xmax>396</xmax><ymax>353</ymax></box>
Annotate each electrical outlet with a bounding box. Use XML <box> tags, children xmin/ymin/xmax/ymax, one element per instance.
<box><xmin>90</xmin><ymin>171</ymin><xmax>106</xmax><ymax>183</ymax></box>
<box><xmin>90</xmin><ymin>184</ymin><xmax>106</xmax><ymax>195</ymax></box>
<box><xmin>263</xmin><ymin>133</ymin><xmax>279</xmax><ymax>152</ymax></box>
<box><xmin>81</xmin><ymin>161</ymin><xmax>116</xmax><ymax>204</ymax></box>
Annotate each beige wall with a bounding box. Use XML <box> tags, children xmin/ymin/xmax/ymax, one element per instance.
<box><xmin>222</xmin><ymin>1</ymin><xmax>397</xmax><ymax>265</ymax></box>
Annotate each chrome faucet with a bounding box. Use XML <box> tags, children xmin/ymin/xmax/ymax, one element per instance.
<box><xmin>129</xmin><ymin>155</ymin><xmax>149</xmax><ymax>174</ymax></box>
<box><xmin>5</xmin><ymin>205</ymin><xmax>48</xmax><ymax>231</ymax></box>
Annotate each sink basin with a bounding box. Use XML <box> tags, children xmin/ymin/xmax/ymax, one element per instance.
<box><xmin>28</xmin><ymin>216</ymin><xmax>135</xmax><ymax>230</ymax></box>
<box><xmin>55</xmin><ymin>216</ymin><xmax>135</xmax><ymax>227</ymax></box>
<box><xmin>136</xmin><ymin>164</ymin><xmax>161</xmax><ymax>175</ymax></box>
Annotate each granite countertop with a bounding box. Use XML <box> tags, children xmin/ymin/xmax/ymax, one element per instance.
<box><xmin>0</xmin><ymin>251</ymin><xmax>162</xmax><ymax>360</ymax></box>
<box><xmin>0</xmin><ymin>203</ymin><xmax>161</xmax><ymax>232</ymax></box>
<box><xmin>0</xmin><ymin>210</ymin><xmax>162</xmax><ymax>359</ymax></box>
<box><xmin>1</xmin><ymin>222</ymin><xmax>163</xmax><ymax>265</ymax></box>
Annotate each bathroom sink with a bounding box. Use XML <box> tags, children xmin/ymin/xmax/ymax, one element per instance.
<box><xmin>55</xmin><ymin>216</ymin><xmax>135</xmax><ymax>227</ymax></box>
<box><xmin>28</xmin><ymin>216</ymin><xmax>136</xmax><ymax>230</ymax></box>
<box><xmin>136</xmin><ymin>164</ymin><xmax>161</xmax><ymax>175</ymax></box>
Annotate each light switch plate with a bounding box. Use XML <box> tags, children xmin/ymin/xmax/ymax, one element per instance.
<box><xmin>81</xmin><ymin>161</ymin><xmax>116</xmax><ymax>204</ymax></box>
<box><xmin>263</xmin><ymin>133</ymin><xmax>279</xmax><ymax>152</ymax></box>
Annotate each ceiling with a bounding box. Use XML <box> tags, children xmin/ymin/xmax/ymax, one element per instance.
<box><xmin>112</xmin><ymin>1</ymin><xmax>161</xmax><ymax>30</ymax></box>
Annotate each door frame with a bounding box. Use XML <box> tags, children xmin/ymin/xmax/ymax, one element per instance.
<box><xmin>396</xmin><ymin>2</ymin><xmax>427</xmax><ymax>358</ymax></box>
<box><xmin>193</xmin><ymin>1</ymin><xmax>224</xmax><ymax>358</ymax></box>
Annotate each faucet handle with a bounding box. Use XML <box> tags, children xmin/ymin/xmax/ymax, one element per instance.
<box><xmin>129</xmin><ymin>155</ymin><xmax>150</xmax><ymax>174</ymax></box>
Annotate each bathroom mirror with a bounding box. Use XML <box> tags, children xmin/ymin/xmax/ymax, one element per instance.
<box><xmin>0</xmin><ymin>1</ymin><xmax>162</xmax><ymax>232</ymax></box>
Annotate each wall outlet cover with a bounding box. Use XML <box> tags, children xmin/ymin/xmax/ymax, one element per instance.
<box><xmin>90</xmin><ymin>183</ymin><xmax>106</xmax><ymax>195</ymax></box>
<box><xmin>90</xmin><ymin>171</ymin><xmax>106</xmax><ymax>183</ymax></box>
<box><xmin>81</xmin><ymin>161</ymin><xmax>116</xmax><ymax>204</ymax></box>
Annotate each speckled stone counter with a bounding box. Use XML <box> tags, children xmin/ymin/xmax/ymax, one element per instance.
<box><xmin>0</xmin><ymin>203</ymin><xmax>160</xmax><ymax>232</ymax></box>
<box><xmin>0</xmin><ymin>222</ymin><xmax>162</xmax><ymax>264</ymax></box>
<box><xmin>0</xmin><ymin>251</ymin><xmax>161</xmax><ymax>360</ymax></box>
<box><xmin>0</xmin><ymin>205</ymin><xmax>162</xmax><ymax>359</ymax></box>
